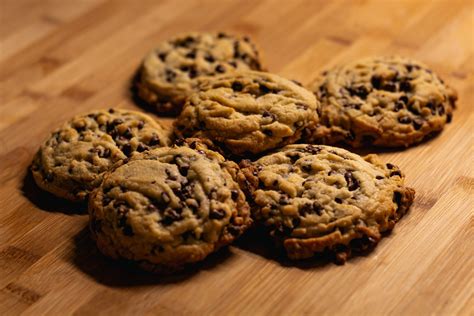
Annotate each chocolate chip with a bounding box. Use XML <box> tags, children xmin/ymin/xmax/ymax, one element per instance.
<box><xmin>382</xmin><ymin>82</ymin><xmax>396</xmax><ymax>92</ymax></box>
<box><xmin>165</xmin><ymin>69</ymin><xmax>177</xmax><ymax>82</ymax></box>
<box><xmin>348</xmin><ymin>85</ymin><xmax>370</xmax><ymax>99</ymax></box>
<box><xmin>344</xmin><ymin>172</ymin><xmax>359</xmax><ymax>191</ymax></box>
<box><xmin>263</xmin><ymin>129</ymin><xmax>273</xmax><ymax>136</ymax></box>
<box><xmin>165</xmin><ymin>169</ymin><xmax>177</xmax><ymax>181</ymax></box>
<box><xmin>180</xmin><ymin>65</ymin><xmax>189</xmax><ymax>72</ymax></box>
<box><xmin>108</xmin><ymin>108</ymin><xmax>115</xmax><ymax>113</ymax></box>
<box><xmin>300</xmin><ymin>202</ymin><xmax>322</xmax><ymax>216</ymax></box>
<box><xmin>259</xmin><ymin>84</ymin><xmax>271</xmax><ymax>95</ymax></box>
<box><xmin>227</xmin><ymin>225</ymin><xmax>241</xmax><ymax>236</ymax></box>
<box><xmin>302</xmin><ymin>165</ymin><xmax>312</xmax><ymax>172</ymax></box>
<box><xmin>158</xmin><ymin>52</ymin><xmax>167</xmax><ymax>61</ymax></box>
<box><xmin>162</xmin><ymin>208</ymin><xmax>181</xmax><ymax>225</ymax></box>
<box><xmin>399</xmin><ymin>95</ymin><xmax>409</xmax><ymax>104</ymax></box>
<box><xmin>148</xmin><ymin>134</ymin><xmax>161</xmax><ymax>146</ymax></box>
<box><xmin>136</xmin><ymin>143</ymin><xmax>148</xmax><ymax>152</ymax></box>
<box><xmin>137</xmin><ymin>120</ymin><xmax>144</xmax><ymax>129</ymax></box>
<box><xmin>209</xmin><ymin>209</ymin><xmax>226</xmax><ymax>220</ymax></box>
<box><xmin>204</xmin><ymin>54</ymin><xmax>215</xmax><ymax>63</ymax></box>
<box><xmin>175</xmin><ymin>36</ymin><xmax>195</xmax><ymax>48</ymax></box>
<box><xmin>121</xmin><ymin>143</ymin><xmax>132</xmax><ymax>157</ymax></box>
<box><xmin>335</xmin><ymin>198</ymin><xmax>343</xmax><ymax>204</ymax></box>
<box><xmin>279</xmin><ymin>195</ymin><xmax>289</xmax><ymax>205</ymax></box>
<box><xmin>394</xmin><ymin>101</ymin><xmax>405</xmax><ymax>112</ymax></box>
<box><xmin>413</xmin><ymin>118</ymin><xmax>424</xmax><ymax>130</ymax></box>
<box><xmin>398</xmin><ymin>116</ymin><xmax>412</xmax><ymax>124</ymax></box>
<box><xmin>376</xmin><ymin>175</ymin><xmax>384</xmax><ymax>180</ymax></box>
<box><xmin>386</xmin><ymin>163</ymin><xmax>394</xmax><ymax>169</ymax></box>
<box><xmin>217</xmin><ymin>32</ymin><xmax>227</xmax><ymax>39</ymax></box>
<box><xmin>231</xmin><ymin>190</ymin><xmax>239</xmax><ymax>200</ymax></box>
<box><xmin>228</xmin><ymin>61</ymin><xmax>237</xmax><ymax>68</ymax></box>
<box><xmin>231</xmin><ymin>81</ymin><xmax>243</xmax><ymax>91</ymax></box>
<box><xmin>178</xmin><ymin>165</ymin><xmax>189</xmax><ymax>177</ymax></box>
<box><xmin>188</xmin><ymin>66</ymin><xmax>198</xmax><ymax>79</ymax></box>
<box><xmin>390</xmin><ymin>170</ymin><xmax>402</xmax><ymax>177</ymax></box>
<box><xmin>427</xmin><ymin>102</ymin><xmax>437</xmax><ymax>115</ymax></box>
<box><xmin>305</xmin><ymin>145</ymin><xmax>321</xmax><ymax>154</ymax></box>
<box><xmin>121</xmin><ymin>127</ymin><xmax>133</xmax><ymax>139</ymax></box>
<box><xmin>446</xmin><ymin>112</ymin><xmax>452</xmax><ymax>123</ymax></box>
<box><xmin>371</xmin><ymin>75</ymin><xmax>382</xmax><ymax>89</ymax></box>
<box><xmin>101</xmin><ymin>148</ymin><xmax>111</xmax><ymax>158</ymax></box>
<box><xmin>215</xmin><ymin>65</ymin><xmax>225</xmax><ymax>73</ymax></box>
<box><xmin>437</xmin><ymin>104</ymin><xmax>445</xmax><ymax>115</ymax></box>
<box><xmin>400</xmin><ymin>80</ymin><xmax>411</xmax><ymax>92</ymax></box>
<box><xmin>406</xmin><ymin>64</ymin><xmax>413</xmax><ymax>72</ymax></box>
<box><xmin>185</xmin><ymin>50</ymin><xmax>196</xmax><ymax>59</ymax></box>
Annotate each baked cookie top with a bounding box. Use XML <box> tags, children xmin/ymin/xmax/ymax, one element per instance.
<box><xmin>239</xmin><ymin>144</ymin><xmax>415</xmax><ymax>263</ymax></box>
<box><xmin>136</xmin><ymin>32</ymin><xmax>264</xmax><ymax>114</ymax></box>
<box><xmin>31</xmin><ymin>109</ymin><xmax>170</xmax><ymax>202</ymax></box>
<box><xmin>174</xmin><ymin>71</ymin><xmax>319</xmax><ymax>156</ymax></box>
<box><xmin>308</xmin><ymin>56</ymin><xmax>457</xmax><ymax>147</ymax></box>
<box><xmin>88</xmin><ymin>146</ymin><xmax>251</xmax><ymax>272</ymax></box>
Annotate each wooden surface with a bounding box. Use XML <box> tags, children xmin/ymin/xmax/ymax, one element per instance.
<box><xmin>0</xmin><ymin>0</ymin><xmax>473</xmax><ymax>315</ymax></box>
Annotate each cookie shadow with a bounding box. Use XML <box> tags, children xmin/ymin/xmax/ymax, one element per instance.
<box><xmin>324</xmin><ymin>130</ymin><xmax>443</xmax><ymax>156</ymax></box>
<box><xmin>234</xmin><ymin>226</ymin><xmax>382</xmax><ymax>270</ymax></box>
<box><xmin>21</xmin><ymin>168</ymin><xmax>87</xmax><ymax>215</ymax></box>
<box><xmin>72</xmin><ymin>226</ymin><xmax>234</xmax><ymax>287</ymax></box>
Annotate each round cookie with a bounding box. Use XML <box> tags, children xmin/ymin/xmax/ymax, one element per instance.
<box><xmin>307</xmin><ymin>56</ymin><xmax>458</xmax><ymax>147</ymax></box>
<box><xmin>88</xmin><ymin>146</ymin><xmax>252</xmax><ymax>273</ymax></box>
<box><xmin>174</xmin><ymin>71</ymin><xmax>320</xmax><ymax>156</ymax></box>
<box><xmin>31</xmin><ymin>109</ymin><xmax>170</xmax><ymax>202</ymax></box>
<box><xmin>135</xmin><ymin>32</ymin><xmax>264</xmax><ymax>115</ymax></box>
<box><xmin>239</xmin><ymin>144</ymin><xmax>415</xmax><ymax>263</ymax></box>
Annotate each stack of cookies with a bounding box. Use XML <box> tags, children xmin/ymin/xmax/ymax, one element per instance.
<box><xmin>32</xmin><ymin>32</ymin><xmax>457</xmax><ymax>273</ymax></box>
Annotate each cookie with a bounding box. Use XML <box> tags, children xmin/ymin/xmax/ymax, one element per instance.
<box><xmin>31</xmin><ymin>109</ymin><xmax>170</xmax><ymax>202</ymax></box>
<box><xmin>239</xmin><ymin>144</ymin><xmax>415</xmax><ymax>263</ymax></box>
<box><xmin>134</xmin><ymin>32</ymin><xmax>264</xmax><ymax>115</ymax></box>
<box><xmin>88</xmin><ymin>146</ymin><xmax>252</xmax><ymax>273</ymax></box>
<box><xmin>174</xmin><ymin>71</ymin><xmax>319</xmax><ymax>156</ymax></box>
<box><xmin>307</xmin><ymin>56</ymin><xmax>457</xmax><ymax>147</ymax></box>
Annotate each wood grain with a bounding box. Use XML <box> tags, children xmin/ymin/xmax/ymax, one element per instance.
<box><xmin>0</xmin><ymin>0</ymin><xmax>473</xmax><ymax>315</ymax></box>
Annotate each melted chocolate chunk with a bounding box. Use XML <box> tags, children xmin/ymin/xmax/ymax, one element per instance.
<box><xmin>158</xmin><ymin>52</ymin><xmax>167</xmax><ymax>62</ymax></box>
<box><xmin>398</xmin><ymin>116</ymin><xmax>412</xmax><ymax>124</ymax></box>
<box><xmin>165</xmin><ymin>69</ymin><xmax>177</xmax><ymax>82</ymax></box>
<box><xmin>209</xmin><ymin>209</ymin><xmax>226</xmax><ymax>220</ymax></box>
<box><xmin>231</xmin><ymin>81</ymin><xmax>243</xmax><ymax>91</ymax></box>
<box><xmin>344</xmin><ymin>172</ymin><xmax>359</xmax><ymax>191</ymax></box>
<box><xmin>215</xmin><ymin>64</ymin><xmax>225</xmax><ymax>73</ymax></box>
<box><xmin>299</xmin><ymin>202</ymin><xmax>322</xmax><ymax>216</ymax></box>
<box><xmin>162</xmin><ymin>208</ymin><xmax>181</xmax><ymax>226</ymax></box>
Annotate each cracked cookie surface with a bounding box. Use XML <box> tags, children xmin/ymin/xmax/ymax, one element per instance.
<box><xmin>240</xmin><ymin>144</ymin><xmax>415</xmax><ymax>263</ymax></box>
<box><xmin>307</xmin><ymin>56</ymin><xmax>457</xmax><ymax>147</ymax></box>
<box><xmin>135</xmin><ymin>32</ymin><xmax>264</xmax><ymax>115</ymax></box>
<box><xmin>175</xmin><ymin>71</ymin><xmax>319</xmax><ymax>156</ymax></box>
<box><xmin>31</xmin><ymin>109</ymin><xmax>170</xmax><ymax>201</ymax></box>
<box><xmin>88</xmin><ymin>146</ymin><xmax>251</xmax><ymax>273</ymax></box>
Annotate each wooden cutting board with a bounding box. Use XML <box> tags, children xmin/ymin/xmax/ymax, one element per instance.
<box><xmin>0</xmin><ymin>0</ymin><xmax>472</xmax><ymax>315</ymax></box>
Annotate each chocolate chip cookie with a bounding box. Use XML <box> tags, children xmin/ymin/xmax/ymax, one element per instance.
<box><xmin>307</xmin><ymin>56</ymin><xmax>457</xmax><ymax>147</ymax></box>
<box><xmin>174</xmin><ymin>71</ymin><xmax>319</xmax><ymax>156</ymax></box>
<box><xmin>134</xmin><ymin>32</ymin><xmax>264</xmax><ymax>115</ymax></box>
<box><xmin>31</xmin><ymin>109</ymin><xmax>170</xmax><ymax>202</ymax></box>
<box><xmin>239</xmin><ymin>144</ymin><xmax>415</xmax><ymax>263</ymax></box>
<box><xmin>88</xmin><ymin>146</ymin><xmax>252</xmax><ymax>273</ymax></box>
